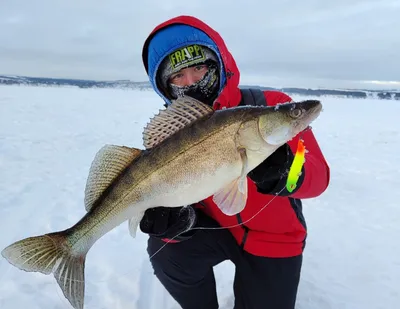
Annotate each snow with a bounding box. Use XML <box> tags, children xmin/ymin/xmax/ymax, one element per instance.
<box><xmin>0</xmin><ymin>85</ymin><xmax>399</xmax><ymax>309</ymax></box>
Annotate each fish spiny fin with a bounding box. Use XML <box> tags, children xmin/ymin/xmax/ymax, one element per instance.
<box><xmin>142</xmin><ymin>95</ymin><xmax>214</xmax><ymax>149</ymax></box>
<box><xmin>84</xmin><ymin>145</ymin><xmax>142</xmax><ymax>212</ymax></box>
<box><xmin>1</xmin><ymin>232</ymin><xmax>86</xmax><ymax>309</ymax></box>
<box><xmin>212</xmin><ymin>148</ymin><xmax>249</xmax><ymax>216</ymax></box>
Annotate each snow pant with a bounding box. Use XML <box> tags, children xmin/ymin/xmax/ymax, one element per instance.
<box><xmin>146</xmin><ymin>215</ymin><xmax>303</xmax><ymax>309</ymax></box>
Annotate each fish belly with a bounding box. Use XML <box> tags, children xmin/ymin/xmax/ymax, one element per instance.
<box><xmin>154</xmin><ymin>163</ymin><xmax>242</xmax><ymax>207</ymax></box>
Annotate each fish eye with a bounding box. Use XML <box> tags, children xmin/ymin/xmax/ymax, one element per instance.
<box><xmin>290</xmin><ymin>108</ymin><xmax>303</xmax><ymax>119</ymax></box>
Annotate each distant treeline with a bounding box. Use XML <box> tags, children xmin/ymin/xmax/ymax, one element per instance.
<box><xmin>1</xmin><ymin>75</ymin><xmax>399</xmax><ymax>100</ymax></box>
<box><xmin>244</xmin><ymin>85</ymin><xmax>400</xmax><ymax>100</ymax></box>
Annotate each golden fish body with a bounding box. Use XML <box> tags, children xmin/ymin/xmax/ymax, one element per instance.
<box><xmin>2</xmin><ymin>96</ymin><xmax>322</xmax><ymax>309</ymax></box>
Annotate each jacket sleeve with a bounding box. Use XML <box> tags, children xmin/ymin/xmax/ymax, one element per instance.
<box><xmin>248</xmin><ymin>91</ymin><xmax>330</xmax><ymax>199</ymax></box>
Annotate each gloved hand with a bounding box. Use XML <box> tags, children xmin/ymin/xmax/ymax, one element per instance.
<box><xmin>139</xmin><ymin>205</ymin><xmax>198</xmax><ymax>241</ymax></box>
<box><xmin>248</xmin><ymin>143</ymin><xmax>302</xmax><ymax>195</ymax></box>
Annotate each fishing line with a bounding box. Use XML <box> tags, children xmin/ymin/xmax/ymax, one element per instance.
<box><xmin>93</xmin><ymin>175</ymin><xmax>289</xmax><ymax>285</ymax></box>
<box><xmin>149</xmin><ymin>128</ymin><xmax>309</xmax><ymax>259</ymax></box>
<box><xmin>148</xmin><ymin>183</ymin><xmax>288</xmax><ymax>261</ymax></box>
<box><xmin>100</xmin><ymin>131</ymin><xmax>309</xmax><ymax>283</ymax></box>
<box><xmin>50</xmin><ymin>186</ymin><xmax>286</xmax><ymax>305</ymax></box>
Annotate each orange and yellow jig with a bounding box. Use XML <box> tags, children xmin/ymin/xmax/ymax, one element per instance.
<box><xmin>286</xmin><ymin>139</ymin><xmax>306</xmax><ymax>193</ymax></box>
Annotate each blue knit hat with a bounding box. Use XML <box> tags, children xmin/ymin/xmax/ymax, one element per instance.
<box><xmin>147</xmin><ymin>24</ymin><xmax>226</xmax><ymax>105</ymax></box>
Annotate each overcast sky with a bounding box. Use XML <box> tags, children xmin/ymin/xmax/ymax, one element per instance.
<box><xmin>1</xmin><ymin>0</ymin><xmax>399</xmax><ymax>89</ymax></box>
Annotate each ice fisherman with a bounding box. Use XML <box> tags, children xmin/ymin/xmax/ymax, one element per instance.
<box><xmin>139</xmin><ymin>15</ymin><xmax>330</xmax><ymax>309</ymax></box>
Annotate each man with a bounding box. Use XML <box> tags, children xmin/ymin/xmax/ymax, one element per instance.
<box><xmin>140</xmin><ymin>15</ymin><xmax>330</xmax><ymax>309</ymax></box>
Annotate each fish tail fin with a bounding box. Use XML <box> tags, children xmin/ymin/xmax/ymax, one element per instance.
<box><xmin>1</xmin><ymin>232</ymin><xmax>86</xmax><ymax>309</ymax></box>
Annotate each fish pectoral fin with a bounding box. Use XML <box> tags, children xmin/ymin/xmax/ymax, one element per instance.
<box><xmin>1</xmin><ymin>232</ymin><xmax>86</xmax><ymax>309</ymax></box>
<box><xmin>213</xmin><ymin>148</ymin><xmax>249</xmax><ymax>215</ymax></box>
<box><xmin>84</xmin><ymin>145</ymin><xmax>142</xmax><ymax>212</ymax></box>
<box><xmin>128</xmin><ymin>211</ymin><xmax>145</xmax><ymax>238</ymax></box>
<box><xmin>213</xmin><ymin>177</ymin><xmax>248</xmax><ymax>216</ymax></box>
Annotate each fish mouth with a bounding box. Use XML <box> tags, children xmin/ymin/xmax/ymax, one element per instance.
<box><xmin>304</xmin><ymin>102</ymin><xmax>323</xmax><ymax>124</ymax></box>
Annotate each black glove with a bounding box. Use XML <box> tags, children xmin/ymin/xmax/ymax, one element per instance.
<box><xmin>139</xmin><ymin>205</ymin><xmax>198</xmax><ymax>241</ymax></box>
<box><xmin>248</xmin><ymin>143</ymin><xmax>304</xmax><ymax>195</ymax></box>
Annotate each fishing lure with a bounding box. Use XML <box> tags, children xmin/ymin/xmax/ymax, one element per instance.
<box><xmin>286</xmin><ymin>138</ymin><xmax>306</xmax><ymax>193</ymax></box>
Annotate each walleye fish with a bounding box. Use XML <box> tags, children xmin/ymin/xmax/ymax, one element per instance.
<box><xmin>1</xmin><ymin>96</ymin><xmax>322</xmax><ymax>309</ymax></box>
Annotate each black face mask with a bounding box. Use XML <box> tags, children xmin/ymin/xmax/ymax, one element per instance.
<box><xmin>168</xmin><ymin>64</ymin><xmax>220</xmax><ymax>106</ymax></box>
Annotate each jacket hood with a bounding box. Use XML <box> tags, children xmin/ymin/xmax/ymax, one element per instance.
<box><xmin>142</xmin><ymin>15</ymin><xmax>241</xmax><ymax>109</ymax></box>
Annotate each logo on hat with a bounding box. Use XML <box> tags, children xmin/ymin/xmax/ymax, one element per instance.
<box><xmin>169</xmin><ymin>44</ymin><xmax>206</xmax><ymax>70</ymax></box>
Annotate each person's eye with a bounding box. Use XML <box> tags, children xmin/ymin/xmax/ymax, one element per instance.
<box><xmin>170</xmin><ymin>73</ymin><xmax>183</xmax><ymax>81</ymax></box>
<box><xmin>194</xmin><ymin>65</ymin><xmax>206</xmax><ymax>71</ymax></box>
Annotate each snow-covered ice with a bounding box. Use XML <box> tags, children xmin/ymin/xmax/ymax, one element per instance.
<box><xmin>0</xmin><ymin>85</ymin><xmax>399</xmax><ymax>309</ymax></box>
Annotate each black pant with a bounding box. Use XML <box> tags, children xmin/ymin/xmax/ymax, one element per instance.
<box><xmin>146</xmin><ymin>216</ymin><xmax>303</xmax><ymax>309</ymax></box>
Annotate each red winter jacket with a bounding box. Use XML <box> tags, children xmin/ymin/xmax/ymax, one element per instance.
<box><xmin>143</xmin><ymin>15</ymin><xmax>330</xmax><ymax>258</ymax></box>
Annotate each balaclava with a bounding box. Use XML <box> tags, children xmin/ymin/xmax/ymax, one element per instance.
<box><xmin>157</xmin><ymin>44</ymin><xmax>220</xmax><ymax>105</ymax></box>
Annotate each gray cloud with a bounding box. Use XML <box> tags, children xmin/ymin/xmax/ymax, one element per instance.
<box><xmin>0</xmin><ymin>0</ymin><xmax>399</xmax><ymax>89</ymax></box>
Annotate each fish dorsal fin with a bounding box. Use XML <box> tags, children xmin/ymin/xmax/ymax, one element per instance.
<box><xmin>84</xmin><ymin>145</ymin><xmax>142</xmax><ymax>211</ymax></box>
<box><xmin>142</xmin><ymin>96</ymin><xmax>214</xmax><ymax>149</ymax></box>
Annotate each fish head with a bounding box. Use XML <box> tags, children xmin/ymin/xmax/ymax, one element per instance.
<box><xmin>257</xmin><ymin>100</ymin><xmax>322</xmax><ymax>146</ymax></box>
